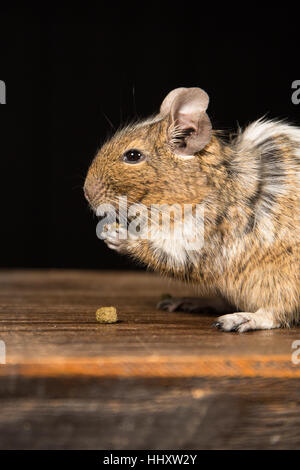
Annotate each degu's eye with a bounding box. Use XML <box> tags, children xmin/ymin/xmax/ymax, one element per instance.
<box><xmin>122</xmin><ymin>149</ymin><xmax>146</xmax><ymax>164</ymax></box>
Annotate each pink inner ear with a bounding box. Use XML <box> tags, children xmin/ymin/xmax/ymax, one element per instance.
<box><xmin>177</xmin><ymin>113</ymin><xmax>199</xmax><ymax>133</ymax></box>
<box><xmin>177</xmin><ymin>102</ymin><xmax>202</xmax><ymax>115</ymax></box>
<box><xmin>170</xmin><ymin>110</ymin><xmax>212</xmax><ymax>155</ymax></box>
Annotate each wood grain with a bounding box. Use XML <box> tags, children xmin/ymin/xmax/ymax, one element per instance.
<box><xmin>0</xmin><ymin>269</ymin><xmax>299</xmax><ymax>449</ymax></box>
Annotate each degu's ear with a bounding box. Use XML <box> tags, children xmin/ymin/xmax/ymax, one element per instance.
<box><xmin>159</xmin><ymin>87</ymin><xmax>212</xmax><ymax>156</ymax></box>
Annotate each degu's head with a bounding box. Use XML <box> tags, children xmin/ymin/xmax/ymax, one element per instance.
<box><xmin>84</xmin><ymin>87</ymin><xmax>213</xmax><ymax>213</ymax></box>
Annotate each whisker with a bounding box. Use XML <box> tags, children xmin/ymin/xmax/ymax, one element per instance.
<box><xmin>102</xmin><ymin>111</ymin><xmax>115</xmax><ymax>130</ymax></box>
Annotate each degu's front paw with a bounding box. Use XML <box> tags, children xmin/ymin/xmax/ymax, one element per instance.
<box><xmin>101</xmin><ymin>223</ymin><xmax>129</xmax><ymax>254</ymax></box>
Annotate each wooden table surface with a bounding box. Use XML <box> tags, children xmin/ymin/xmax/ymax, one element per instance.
<box><xmin>0</xmin><ymin>269</ymin><xmax>300</xmax><ymax>449</ymax></box>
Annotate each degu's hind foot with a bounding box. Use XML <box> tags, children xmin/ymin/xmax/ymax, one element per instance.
<box><xmin>157</xmin><ymin>296</ymin><xmax>231</xmax><ymax>314</ymax></box>
<box><xmin>213</xmin><ymin>308</ymin><xmax>281</xmax><ymax>333</ymax></box>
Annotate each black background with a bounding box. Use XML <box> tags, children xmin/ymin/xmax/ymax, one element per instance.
<box><xmin>0</xmin><ymin>4</ymin><xmax>299</xmax><ymax>269</ymax></box>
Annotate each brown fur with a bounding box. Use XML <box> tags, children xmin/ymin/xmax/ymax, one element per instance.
<box><xmin>84</xmin><ymin>88</ymin><xmax>300</xmax><ymax>332</ymax></box>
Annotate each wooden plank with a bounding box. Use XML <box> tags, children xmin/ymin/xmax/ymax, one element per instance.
<box><xmin>0</xmin><ymin>270</ymin><xmax>299</xmax><ymax>364</ymax></box>
<box><xmin>0</xmin><ymin>270</ymin><xmax>299</xmax><ymax>449</ymax></box>
<box><xmin>1</xmin><ymin>355</ymin><xmax>300</xmax><ymax>379</ymax></box>
<box><xmin>0</xmin><ymin>376</ymin><xmax>299</xmax><ymax>449</ymax></box>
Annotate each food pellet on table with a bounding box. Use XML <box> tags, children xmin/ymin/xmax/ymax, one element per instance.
<box><xmin>96</xmin><ymin>307</ymin><xmax>118</xmax><ymax>323</ymax></box>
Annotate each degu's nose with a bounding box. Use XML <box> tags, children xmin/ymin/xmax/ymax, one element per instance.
<box><xmin>83</xmin><ymin>176</ymin><xmax>102</xmax><ymax>207</ymax></box>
